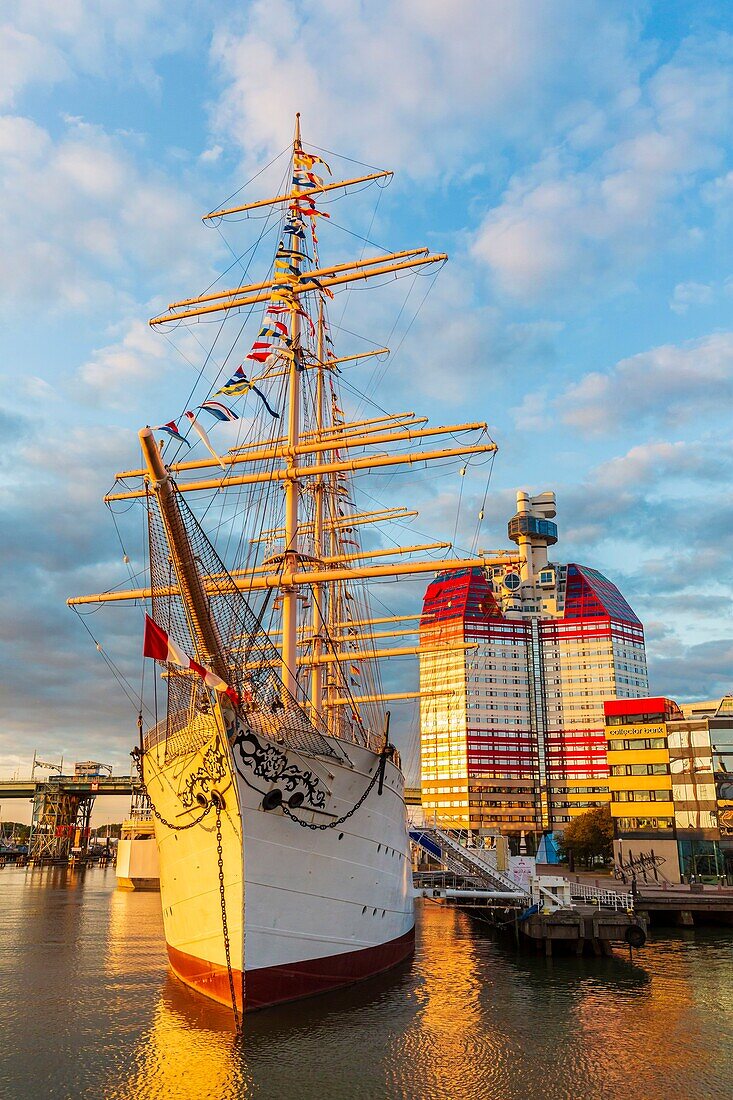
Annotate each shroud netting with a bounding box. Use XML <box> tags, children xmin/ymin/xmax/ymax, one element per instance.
<box><xmin>145</xmin><ymin>482</ymin><xmax>350</xmax><ymax>763</ymax></box>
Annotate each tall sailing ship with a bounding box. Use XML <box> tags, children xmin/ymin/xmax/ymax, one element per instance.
<box><xmin>69</xmin><ymin>117</ymin><xmax>497</xmax><ymax>1020</ymax></box>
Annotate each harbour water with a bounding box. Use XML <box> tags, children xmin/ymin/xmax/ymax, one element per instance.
<box><xmin>1</xmin><ymin>865</ymin><xmax>731</xmax><ymax>1100</ymax></box>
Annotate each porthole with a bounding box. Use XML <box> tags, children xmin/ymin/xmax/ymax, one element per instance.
<box><xmin>338</xmin><ymin>832</ymin><xmax>344</xmax><ymax>840</ymax></box>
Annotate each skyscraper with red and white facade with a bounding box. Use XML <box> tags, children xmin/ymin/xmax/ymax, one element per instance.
<box><xmin>419</xmin><ymin>491</ymin><xmax>648</xmax><ymax>843</ymax></box>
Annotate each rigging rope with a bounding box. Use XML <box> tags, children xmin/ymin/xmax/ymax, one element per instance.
<box><xmin>451</xmin><ymin>464</ymin><xmax>468</xmax><ymax>553</ymax></box>
<box><xmin>72</xmin><ymin>608</ymin><xmax>156</xmax><ymax>721</ymax></box>
<box><xmin>470</xmin><ymin>452</ymin><xmax>497</xmax><ymax>556</ymax></box>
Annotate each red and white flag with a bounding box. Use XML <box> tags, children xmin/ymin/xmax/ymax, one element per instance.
<box><xmin>184</xmin><ymin>411</ymin><xmax>226</xmax><ymax>470</ymax></box>
<box><xmin>143</xmin><ymin>615</ymin><xmax>239</xmax><ymax>707</ymax></box>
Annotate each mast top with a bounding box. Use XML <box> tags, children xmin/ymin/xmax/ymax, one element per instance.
<box><xmin>294</xmin><ymin>112</ymin><xmax>302</xmax><ymax>148</ymax></box>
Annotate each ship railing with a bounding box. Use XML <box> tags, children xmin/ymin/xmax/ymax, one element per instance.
<box><xmin>144</xmin><ymin>702</ymin><xmax>368</xmax><ymax>770</ymax></box>
<box><xmin>142</xmin><ymin>708</ymin><xmax>213</xmax><ymax>755</ymax></box>
<box><xmin>568</xmin><ymin>881</ymin><xmax>633</xmax><ymax>912</ymax></box>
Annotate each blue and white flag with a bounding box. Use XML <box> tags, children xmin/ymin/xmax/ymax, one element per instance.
<box><xmin>216</xmin><ymin>366</ymin><xmax>280</xmax><ymax>419</ymax></box>
<box><xmin>199</xmin><ymin>400</ymin><xmax>239</xmax><ymax>423</ymax></box>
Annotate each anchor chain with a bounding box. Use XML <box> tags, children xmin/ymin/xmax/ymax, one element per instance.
<box><xmin>216</xmin><ymin>806</ymin><xmax>242</xmax><ymax>1037</ymax></box>
<box><xmin>131</xmin><ymin>752</ymin><xmax>243</xmax><ymax>1034</ymax></box>
<box><xmin>280</xmin><ymin>766</ymin><xmax>381</xmax><ymax>830</ymax></box>
<box><xmin>131</xmin><ymin>751</ymin><xmax>215</xmax><ymax>832</ymax></box>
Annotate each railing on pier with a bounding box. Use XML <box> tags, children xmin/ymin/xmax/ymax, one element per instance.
<box><xmin>568</xmin><ymin>881</ymin><xmax>633</xmax><ymax>912</ymax></box>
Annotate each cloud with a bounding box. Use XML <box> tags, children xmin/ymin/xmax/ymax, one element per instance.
<box><xmin>702</xmin><ymin>168</ymin><xmax>733</xmax><ymax>210</ymax></box>
<box><xmin>79</xmin><ymin>320</ymin><xmax>171</xmax><ymax>398</ymax></box>
<box><xmin>316</xmin><ymin>258</ymin><xmax>563</xmax><ymax>419</ymax></box>
<box><xmin>74</xmin><ymin>309</ymin><xmax>249</xmax><ymax>412</ymax></box>
<box><xmin>648</xmin><ymin>638</ymin><xmax>733</xmax><ymax>701</ymax></box>
<box><xmin>590</xmin><ymin>440</ymin><xmax>732</xmax><ymax>492</ymax></box>
<box><xmin>0</xmin><ymin>114</ymin><xmax>215</xmax><ymax>312</ymax></box>
<box><xmin>0</xmin><ymin>1</ymin><xmax>202</xmax><ymax>106</ymax></box>
<box><xmin>0</xmin><ymin>24</ymin><xmax>68</xmax><ymax>107</ymax></box>
<box><xmin>0</xmin><ymin>408</ymin><xmax>33</xmax><ymax>449</ymax></box>
<box><xmin>471</xmin><ymin>33</ymin><xmax>733</xmax><ymax>299</ymax></box>
<box><xmin>0</xmin><ymin>424</ymin><xmax>148</xmax><ymax>777</ymax></box>
<box><xmin>670</xmin><ymin>277</ymin><xmax>732</xmax><ymax>314</ymax></box>
<box><xmin>522</xmin><ymin>439</ymin><xmax>733</xmax><ymax>699</ymax></box>
<box><xmin>557</xmin><ymin>437</ymin><xmax>733</xmax><ymax>552</ymax></box>
<box><xmin>199</xmin><ymin>144</ymin><xmax>223</xmax><ymax>164</ymax></box>
<box><xmin>670</xmin><ymin>280</ymin><xmax>715</xmax><ymax>313</ymax></box>
<box><xmin>209</xmin><ymin>0</ymin><xmax>645</xmax><ymax>177</ymax></box>
<box><xmin>516</xmin><ymin>331</ymin><xmax>733</xmax><ymax>437</ymax></box>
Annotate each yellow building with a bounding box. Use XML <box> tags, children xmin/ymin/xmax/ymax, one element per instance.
<box><xmin>604</xmin><ymin>696</ymin><xmax>733</xmax><ymax>883</ymax></box>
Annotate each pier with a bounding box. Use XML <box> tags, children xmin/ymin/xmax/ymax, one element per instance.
<box><xmin>557</xmin><ymin>871</ymin><xmax>733</xmax><ymax>928</ymax></box>
<box><xmin>412</xmin><ymin>825</ymin><xmax>648</xmax><ymax>955</ymax></box>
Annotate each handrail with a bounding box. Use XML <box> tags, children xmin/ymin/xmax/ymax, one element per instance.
<box><xmin>415</xmin><ymin>823</ymin><xmax>529</xmax><ymax>896</ymax></box>
<box><xmin>568</xmin><ymin>881</ymin><xmax>633</xmax><ymax>912</ymax></box>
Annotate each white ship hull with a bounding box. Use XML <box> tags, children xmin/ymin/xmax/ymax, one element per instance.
<box><xmin>144</xmin><ymin>714</ymin><xmax>415</xmax><ymax>1012</ymax></box>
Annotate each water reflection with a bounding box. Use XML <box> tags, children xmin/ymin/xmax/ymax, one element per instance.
<box><xmin>107</xmin><ymin>978</ymin><xmax>251</xmax><ymax>1100</ymax></box>
<box><xmin>1</xmin><ymin>866</ymin><xmax>732</xmax><ymax>1100</ymax></box>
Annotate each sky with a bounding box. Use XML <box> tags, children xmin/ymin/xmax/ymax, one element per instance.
<box><xmin>1</xmin><ymin>1</ymin><xmax>732</xmax><ymax>820</ymax></box>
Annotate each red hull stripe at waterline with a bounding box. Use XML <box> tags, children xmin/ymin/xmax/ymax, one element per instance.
<box><xmin>166</xmin><ymin>925</ymin><xmax>415</xmax><ymax>1013</ymax></box>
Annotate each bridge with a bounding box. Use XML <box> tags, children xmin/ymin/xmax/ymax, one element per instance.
<box><xmin>2</xmin><ymin>776</ymin><xmax>411</xmax><ymax>802</ymax></box>
<box><xmin>0</xmin><ymin>773</ymin><xmax>139</xmax><ymax>863</ymax></box>
<box><xmin>0</xmin><ymin>777</ymin><xmax>137</xmax><ymax>800</ymax></box>
<box><xmin>1</xmin><ymin>770</ymin><xmax>420</xmax><ymax>862</ymax></box>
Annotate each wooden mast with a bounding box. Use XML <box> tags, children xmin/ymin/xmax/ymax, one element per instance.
<box><xmin>66</xmin><ymin>117</ymin><xmax>507</xmax><ymax>733</ymax></box>
<box><xmin>281</xmin><ymin>112</ymin><xmax>303</xmax><ymax>705</ymax></box>
<box><xmin>309</xmin><ymin>297</ymin><xmax>326</xmax><ymax>723</ymax></box>
<box><xmin>138</xmin><ymin>427</ymin><xmax>226</xmax><ymax>679</ymax></box>
<box><xmin>149</xmin><ymin>254</ymin><xmax>446</xmax><ymax>327</ymax></box>
<box><xmin>68</xmin><ymin>553</ymin><xmax>506</xmax><ymax>604</ymax></box>
<box><xmin>167</xmin><ymin>251</ymin><xmax>426</xmax><ymax>310</ymax></box>
<box><xmin>113</xmin><ymin>419</ymin><xmax>490</xmax><ymax>482</ymax></box>
<box><xmin>202</xmin><ymin>170</ymin><xmax>394</xmax><ymax>222</ymax></box>
<box><xmin>104</xmin><ymin>439</ymin><xmax>498</xmax><ymax>501</ymax></box>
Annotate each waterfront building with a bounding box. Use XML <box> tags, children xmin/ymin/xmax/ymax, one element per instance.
<box><xmin>419</xmin><ymin>491</ymin><xmax>648</xmax><ymax>844</ymax></box>
<box><xmin>604</xmin><ymin>695</ymin><xmax>733</xmax><ymax>882</ymax></box>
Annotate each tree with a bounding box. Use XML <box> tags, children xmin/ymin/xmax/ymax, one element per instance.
<box><xmin>0</xmin><ymin>822</ymin><xmax>30</xmax><ymax>844</ymax></box>
<box><xmin>561</xmin><ymin>805</ymin><xmax>614</xmax><ymax>868</ymax></box>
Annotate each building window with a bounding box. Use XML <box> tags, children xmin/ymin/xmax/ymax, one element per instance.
<box><xmin>611</xmin><ymin>790</ymin><xmax>672</xmax><ymax>802</ymax></box>
<box><xmin>610</xmin><ymin>763</ymin><xmax>669</xmax><ymax>777</ymax></box>
<box><xmin>607</xmin><ymin>737</ymin><xmax>666</xmax><ymax>751</ymax></box>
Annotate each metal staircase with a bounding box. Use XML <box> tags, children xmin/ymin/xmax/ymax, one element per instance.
<box><xmin>413</xmin><ymin>826</ymin><xmax>530</xmax><ymax>897</ymax></box>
